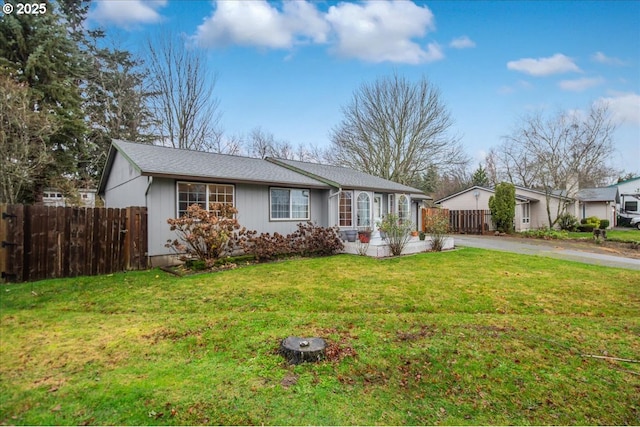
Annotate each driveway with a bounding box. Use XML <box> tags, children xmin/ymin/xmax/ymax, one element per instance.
<box><xmin>454</xmin><ymin>235</ymin><xmax>640</xmax><ymax>271</ymax></box>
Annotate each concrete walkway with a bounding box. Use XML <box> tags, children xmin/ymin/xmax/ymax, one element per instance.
<box><xmin>455</xmin><ymin>235</ymin><xmax>640</xmax><ymax>271</ymax></box>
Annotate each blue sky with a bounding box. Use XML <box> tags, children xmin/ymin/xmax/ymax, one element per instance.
<box><xmin>88</xmin><ymin>0</ymin><xmax>640</xmax><ymax>176</ymax></box>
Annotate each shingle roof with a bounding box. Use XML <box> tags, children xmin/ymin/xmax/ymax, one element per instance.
<box><xmin>608</xmin><ymin>176</ymin><xmax>640</xmax><ymax>187</ymax></box>
<box><xmin>104</xmin><ymin>140</ymin><xmax>330</xmax><ymax>189</ymax></box>
<box><xmin>434</xmin><ymin>185</ymin><xmax>538</xmax><ymax>204</ymax></box>
<box><xmin>576</xmin><ymin>187</ymin><xmax>619</xmax><ymax>202</ymax></box>
<box><xmin>267</xmin><ymin>158</ymin><xmax>429</xmax><ymax>196</ymax></box>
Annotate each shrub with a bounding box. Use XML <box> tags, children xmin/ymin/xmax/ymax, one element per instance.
<box><xmin>489</xmin><ymin>182</ymin><xmax>516</xmax><ymax>233</ymax></box>
<box><xmin>166</xmin><ymin>203</ymin><xmax>244</xmax><ymax>266</ymax></box>
<box><xmin>424</xmin><ymin>210</ymin><xmax>449</xmax><ymax>252</ymax></box>
<box><xmin>557</xmin><ymin>213</ymin><xmax>579</xmax><ymax>231</ymax></box>
<box><xmin>378</xmin><ymin>214</ymin><xmax>412</xmax><ymax>256</ymax></box>
<box><xmin>581</xmin><ymin>216</ymin><xmax>601</xmax><ymax>229</ymax></box>
<box><xmin>577</xmin><ymin>225</ymin><xmax>595</xmax><ymax>232</ymax></box>
<box><xmin>242</xmin><ymin>222</ymin><xmax>343</xmax><ymax>261</ymax></box>
<box><xmin>520</xmin><ymin>228</ymin><xmax>568</xmax><ymax>240</ymax></box>
<box><xmin>599</xmin><ymin>219</ymin><xmax>610</xmax><ymax>229</ymax></box>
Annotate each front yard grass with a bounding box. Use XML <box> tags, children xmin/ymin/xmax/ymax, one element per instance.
<box><xmin>1</xmin><ymin>248</ymin><xmax>639</xmax><ymax>425</ymax></box>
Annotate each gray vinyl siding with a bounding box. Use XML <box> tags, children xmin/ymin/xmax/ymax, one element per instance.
<box><xmin>103</xmin><ymin>152</ymin><xmax>147</xmax><ymax>208</ymax></box>
<box><xmin>146</xmin><ymin>178</ymin><xmax>178</xmax><ymax>257</ymax></box>
<box><xmin>236</xmin><ymin>184</ymin><xmax>328</xmax><ymax>234</ymax></box>
<box><xmin>143</xmin><ymin>180</ymin><xmax>330</xmax><ymax>257</ymax></box>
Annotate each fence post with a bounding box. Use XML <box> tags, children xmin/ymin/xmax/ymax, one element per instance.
<box><xmin>1</xmin><ymin>204</ymin><xmax>7</xmax><ymax>282</ymax></box>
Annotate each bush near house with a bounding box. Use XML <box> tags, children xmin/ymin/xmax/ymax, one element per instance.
<box><xmin>167</xmin><ymin>204</ymin><xmax>343</xmax><ymax>266</ymax></box>
<box><xmin>557</xmin><ymin>213</ymin><xmax>579</xmax><ymax>231</ymax></box>
<box><xmin>488</xmin><ymin>182</ymin><xmax>516</xmax><ymax>233</ymax></box>
<box><xmin>242</xmin><ymin>222</ymin><xmax>344</xmax><ymax>261</ymax></box>
<box><xmin>378</xmin><ymin>213</ymin><xmax>412</xmax><ymax>256</ymax></box>
<box><xmin>166</xmin><ymin>203</ymin><xmax>244</xmax><ymax>266</ymax></box>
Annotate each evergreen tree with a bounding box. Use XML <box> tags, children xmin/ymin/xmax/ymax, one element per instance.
<box><xmin>471</xmin><ymin>164</ymin><xmax>489</xmax><ymax>187</ymax></box>
<box><xmin>488</xmin><ymin>182</ymin><xmax>516</xmax><ymax>233</ymax></box>
<box><xmin>0</xmin><ymin>0</ymin><xmax>86</xmax><ymax>202</ymax></box>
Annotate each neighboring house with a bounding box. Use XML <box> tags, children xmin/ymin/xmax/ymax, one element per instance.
<box><xmin>43</xmin><ymin>188</ymin><xmax>97</xmax><ymax>207</ymax></box>
<box><xmin>609</xmin><ymin>176</ymin><xmax>640</xmax><ymax>216</ymax></box>
<box><xmin>98</xmin><ymin>140</ymin><xmax>429</xmax><ymax>266</ymax></box>
<box><xmin>435</xmin><ymin>185</ymin><xmax>575</xmax><ymax>231</ymax></box>
<box><xmin>576</xmin><ymin>187</ymin><xmax>619</xmax><ymax>228</ymax></box>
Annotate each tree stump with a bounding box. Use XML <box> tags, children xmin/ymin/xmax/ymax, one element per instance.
<box><xmin>280</xmin><ymin>336</ymin><xmax>326</xmax><ymax>364</ymax></box>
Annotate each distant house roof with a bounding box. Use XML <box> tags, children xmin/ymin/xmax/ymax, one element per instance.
<box><xmin>434</xmin><ymin>185</ymin><xmax>542</xmax><ymax>205</ymax></box>
<box><xmin>576</xmin><ymin>187</ymin><xmax>619</xmax><ymax>202</ymax></box>
<box><xmin>267</xmin><ymin>158</ymin><xmax>430</xmax><ymax>198</ymax></box>
<box><xmin>608</xmin><ymin>176</ymin><xmax>640</xmax><ymax>187</ymax></box>
<box><xmin>99</xmin><ymin>140</ymin><xmax>330</xmax><ymax>194</ymax></box>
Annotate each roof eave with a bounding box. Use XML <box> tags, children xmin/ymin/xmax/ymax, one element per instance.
<box><xmin>139</xmin><ymin>172</ymin><xmax>331</xmax><ymax>189</ymax></box>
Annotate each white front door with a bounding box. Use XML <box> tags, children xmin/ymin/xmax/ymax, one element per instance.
<box><xmin>373</xmin><ymin>194</ymin><xmax>383</xmax><ymax>231</ymax></box>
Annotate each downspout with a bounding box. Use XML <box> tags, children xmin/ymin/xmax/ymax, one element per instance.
<box><xmin>144</xmin><ymin>176</ymin><xmax>153</xmax><ymax>266</ymax></box>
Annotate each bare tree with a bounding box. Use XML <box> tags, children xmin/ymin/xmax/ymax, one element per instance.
<box><xmin>330</xmin><ymin>73</ymin><xmax>468</xmax><ymax>186</ymax></box>
<box><xmin>146</xmin><ymin>30</ymin><xmax>222</xmax><ymax>151</ymax></box>
<box><xmin>498</xmin><ymin>103</ymin><xmax>617</xmax><ymax>226</ymax></box>
<box><xmin>0</xmin><ymin>75</ymin><xmax>55</xmax><ymax>203</ymax></box>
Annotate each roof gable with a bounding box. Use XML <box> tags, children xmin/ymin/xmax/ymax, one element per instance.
<box><xmin>267</xmin><ymin>158</ymin><xmax>428</xmax><ymax>196</ymax></box>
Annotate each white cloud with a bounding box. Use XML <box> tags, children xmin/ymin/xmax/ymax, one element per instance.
<box><xmin>90</xmin><ymin>0</ymin><xmax>167</xmax><ymax>28</ymax></box>
<box><xmin>591</xmin><ymin>51</ymin><xmax>625</xmax><ymax>66</ymax></box>
<box><xmin>449</xmin><ymin>36</ymin><xmax>475</xmax><ymax>49</ymax></box>
<box><xmin>597</xmin><ymin>92</ymin><xmax>640</xmax><ymax>125</ymax></box>
<box><xmin>326</xmin><ymin>1</ymin><xmax>438</xmax><ymax>64</ymax></box>
<box><xmin>194</xmin><ymin>0</ymin><xmax>329</xmax><ymax>49</ymax></box>
<box><xmin>507</xmin><ymin>53</ymin><xmax>581</xmax><ymax>76</ymax></box>
<box><xmin>558</xmin><ymin>77</ymin><xmax>604</xmax><ymax>92</ymax></box>
<box><xmin>194</xmin><ymin>0</ymin><xmax>441</xmax><ymax>64</ymax></box>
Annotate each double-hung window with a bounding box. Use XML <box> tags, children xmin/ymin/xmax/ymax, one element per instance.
<box><xmin>339</xmin><ymin>191</ymin><xmax>353</xmax><ymax>227</ymax></box>
<box><xmin>522</xmin><ymin>203</ymin><xmax>530</xmax><ymax>224</ymax></box>
<box><xmin>270</xmin><ymin>188</ymin><xmax>310</xmax><ymax>220</ymax></box>
<box><xmin>177</xmin><ymin>182</ymin><xmax>234</xmax><ymax>216</ymax></box>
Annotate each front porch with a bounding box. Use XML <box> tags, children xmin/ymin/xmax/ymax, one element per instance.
<box><xmin>341</xmin><ymin>235</ymin><xmax>455</xmax><ymax>258</ymax></box>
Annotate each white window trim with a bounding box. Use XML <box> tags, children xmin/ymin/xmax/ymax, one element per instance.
<box><xmin>176</xmin><ymin>181</ymin><xmax>235</xmax><ymax>216</ymax></box>
<box><xmin>397</xmin><ymin>194</ymin><xmax>410</xmax><ymax>223</ymax></box>
<box><xmin>339</xmin><ymin>190</ymin><xmax>354</xmax><ymax>228</ymax></box>
<box><xmin>522</xmin><ymin>202</ymin><xmax>530</xmax><ymax>224</ymax></box>
<box><xmin>269</xmin><ymin>187</ymin><xmax>311</xmax><ymax>221</ymax></box>
<box><xmin>356</xmin><ymin>191</ymin><xmax>373</xmax><ymax>228</ymax></box>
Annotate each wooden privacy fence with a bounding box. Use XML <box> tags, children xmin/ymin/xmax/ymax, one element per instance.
<box><xmin>448</xmin><ymin>209</ymin><xmax>494</xmax><ymax>234</ymax></box>
<box><xmin>1</xmin><ymin>205</ymin><xmax>147</xmax><ymax>282</ymax></box>
<box><xmin>422</xmin><ymin>207</ymin><xmax>449</xmax><ymax>232</ymax></box>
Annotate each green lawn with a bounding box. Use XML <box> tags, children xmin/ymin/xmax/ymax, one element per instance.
<box><xmin>1</xmin><ymin>248</ymin><xmax>639</xmax><ymax>425</ymax></box>
<box><xmin>568</xmin><ymin>228</ymin><xmax>640</xmax><ymax>243</ymax></box>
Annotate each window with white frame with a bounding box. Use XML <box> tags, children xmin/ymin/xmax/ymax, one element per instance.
<box><xmin>270</xmin><ymin>188</ymin><xmax>310</xmax><ymax>220</ymax></box>
<box><xmin>356</xmin><ymin>192</ymin><xmax>371</xmax><ymax>227</ymax></box>
<box><xmin>522</xmin><ymin>202</ymin><xmax>530</xmax><ymax>223</ymax></box>
<box><xmin>177</xmin><ymin>182</ymin><xmax>234</xmax><ymax>216</ymax></box>
<box><xmin>398</xmin><ymin>194</ymin><xmax>409</xmax><ymax>223</ymax></box>
<box><xmin>339</xmin><ymin>191</ymin><xmax>353</xmax><ymax>227</ymax></box>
